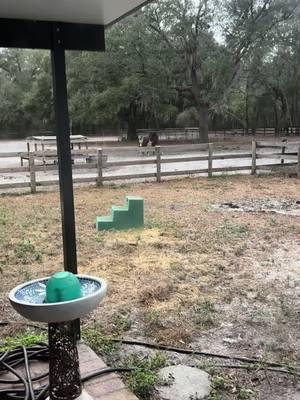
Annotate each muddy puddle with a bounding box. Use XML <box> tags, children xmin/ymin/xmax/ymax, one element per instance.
<box><xmin>213</xmin><ymin>198</ymin><xmax>300</xmax><ymax>216</ymax></box>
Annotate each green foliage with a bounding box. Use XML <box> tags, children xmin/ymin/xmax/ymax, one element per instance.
<box><xmin>122</xmin><ymin>353</ymin><xmax>167</xmax><ymax>399</ymax></box>
<box><xmin>269</xmin><ymin>217</ymin><xmax>278</xmax><ymax>226</ymax></box>
<box><xmin>211</xmin><ymin>376</ymin><xmax>227</xmax><ymax>390</ymax></box>
<box><xmin>1</xmin><ymin>332</ymin><xmax>47</xmax><ymax>351</ymax></box>
<box><xmin>193</xmin><ymin>300</ymin><xmax>218</xmax><ymax>328</ymax></box>
<box><xmin>145</xmin><ymin>310</ymin><xmax>163</xmax><ymax>330</ymax></box>
<box><xmin>108</xmin><ymin>183</ymin><xmax>129</xmax><ymax>190</ymax></box>
<box><xmin>144</xmin><ymin>219</ymin><xmax>163</xmax><ymax>229</ymax></box>
<box><xmin>0</xmin><ymin>49</ymin><xmax>52</xmax><ymax>135</ymax></box>
<box><xmin>0</xmin><ymin>1</ymin><xmax>299</xmax><ymax>138</ymax></box>
<box><xmin>95</xmin><ymin>233</ymin><xmax>105</xmax><ymax>244</ymax></box>
<box><xmin>112</xmin><ymin>313</ymin><xmax>132</xmax><ymax>333</ymax></box>
<box><xmin>207</xmin><ymin>374</ymin><xmax>257</xmax><ymax>400</ymax></box>
<box><xmin>82</xmin><ymin>330</ymin><xmax>167</xmax><ymax>399</ymax></box>
<box><xmin>217</xmin><ymin>220</ymin><xmax>249</xmax><ymax>239</ymax></box>
<box><xmin>0</xmin><ymin>208</ymin><xmax>8</xmax><ymax>225</ymax></box>
<box><xmin>238</xmin><ymin>388</ymin><xmax>255</xmax><ymax>399</ymax></box>
<box><xmin>81</xmin><ymin>329</ymin><xmax>119</xmax><ymax>355</ymax></box>
<box><xmin>176</xmin><ymin>107</ymin><xmax>199</xmax><ymax>128</ymax></box>
<box><xmin>14</xmin><ymin>239</ymin><xmax>42</xmax><ymax>264</ymax></box>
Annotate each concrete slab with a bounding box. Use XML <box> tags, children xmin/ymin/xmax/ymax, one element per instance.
<box><xmin>157</xmin><ymin>365</ymin><xmax>211</xmax><ymax>400</ymax></box>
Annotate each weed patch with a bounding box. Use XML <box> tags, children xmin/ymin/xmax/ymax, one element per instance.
<box><xmin>217</xmin><ymin>220</ymin><xmax>249</xmax><ymax>239</ymax></box>
<box><xmin>208</xmin><ymin>375</ymin><xmax>256</xmax><ymax>400</ymax></box>
<box><xmin>144</xmin><ymin>310</ymin><xmax>164</xmax><ymax>331</ymax></box>
<box><xmin>1</xmin><ymin>332</ymin><xmax>47</xmax><ymax>351</ymax></box>
<box><xmin>108</xmin><ymin>183</ymin><xmax>129</xmax><ymax>190</ymax></box>
<box><xmin>82</xmin><ymin>329</ymin><xmax>119</xmax><ymax>355</ymax></box>
<box><xmin>14</xmin><ymin>239</ymin><xmax>42</xmax><ymax>264</ymax></box>
<box><xmin>122</xmin><ymin>353</ymin><xmax>167</xmax><ymax>399</ymax></box>
<box><xmin>145</xmin><ymin>219</ymin><xmax>164</xmax><ymax>230</ymax></box>
<box><xmin>193</xmin><ymin>300</ymin><xmax>218</xmax><ymax>328</ymax></box>
<box><xmin>112</xmin><ymin>313</ymin><xmax>132</xmax><ymax>333</ymax></box>
<box><xmin>0</xmin><ymin>208</ymin><xmax>8</xmax><ymax>226</ymax></box>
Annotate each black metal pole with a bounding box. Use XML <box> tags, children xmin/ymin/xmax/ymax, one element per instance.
<box><xmin>51</xmin><ymin>24</ymin><xmax>80</xmax><ymax>338</ymax></box>
<box><xmin>51</xmin><ymin>24</ymin><xmax>77</xmax><ymax>275</ymax></box>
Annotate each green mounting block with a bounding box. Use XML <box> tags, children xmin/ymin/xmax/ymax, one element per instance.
<box><xmin>96</xmin><ymin>196</ymin><xmax>144</xmax><ymax>231</ymax></box>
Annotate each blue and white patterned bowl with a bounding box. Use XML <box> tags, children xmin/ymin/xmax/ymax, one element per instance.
<box><xmin>9</xmin><ymin>275</ymin><xmax>107</xmax><ymax>323</ymax></box>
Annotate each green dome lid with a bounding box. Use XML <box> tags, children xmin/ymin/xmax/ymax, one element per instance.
<box><xmin>45</xmin><ymin>272</ymin><xmax>82</xmax><ymax>303</ymax></box>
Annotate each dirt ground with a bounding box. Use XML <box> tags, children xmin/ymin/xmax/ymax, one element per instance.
<box><xmin>0</xmin><ymin>175</ymin><xmax>299</xmax><ymax>399</ymax></box>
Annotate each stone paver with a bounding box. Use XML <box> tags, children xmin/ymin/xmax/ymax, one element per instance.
<box><xmin>157</xmin><ymin>365</ymin><xmax>211</xmax><ymax>400</ymax></box>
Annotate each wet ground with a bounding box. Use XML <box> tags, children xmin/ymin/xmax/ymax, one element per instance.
<box><xmin>213</xmin><ymin>198</ymin><xmax>300</xmax><ymax>216</ymax></box>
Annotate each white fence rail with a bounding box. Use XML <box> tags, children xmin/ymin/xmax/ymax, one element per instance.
<box><xmin>0</xmin><ymin>141</ymin><xmax>299</xmax><ymax>193</ymax></box>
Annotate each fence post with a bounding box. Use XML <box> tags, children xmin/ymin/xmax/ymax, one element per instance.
<box><xmin>208</xmin><ymin>143</ymin><xmax>213</xmax><ymax>178</ymax></box>
<box><xmin>298</xmin><ymin>146</ymin><xmax>300</xmax><ymax>179</ymax></box>
<box><xmin>97</xmin><ymin>148</ymin><xmax>103</xmax><ymax>187</ymax></box>
<box><xmin>29</xmin><ymin>152</ymin><xmax>36</xmax><ymax>194</ymax></box>
<box><xmin>281</xmin><ymin>142</ymin><xmax>286</xmax><ymax>165</ymax></box>
<box><xmin>251</xmin><ymin>141</ymin><xmax>257</xmax><ymax>175</ymax></box>
<box><xmin>156</xmin><ymin>146</ymin><xmax>161</xmax><ymax>183</ymax></box>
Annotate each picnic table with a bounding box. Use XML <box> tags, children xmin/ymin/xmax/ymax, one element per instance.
<box><xmin>21</xmin><ymin>135</ymin><xmax>89</xmax><ymax>165</ymax></box>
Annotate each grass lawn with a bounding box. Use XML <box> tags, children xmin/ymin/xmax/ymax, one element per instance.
<box><xmin>0</xmin><ymin>175</ymin><xmax>299</xmax><ymax>399</ymax></box>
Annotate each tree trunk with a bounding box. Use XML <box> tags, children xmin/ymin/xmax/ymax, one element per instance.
<box><xmin>274</xmin><ymin>101</ymin><xmax>279</xmax><ymax>135</ymax></box>
<box><xmin>197</xmin><ymin>104</ymin><xmax>209</xmax><ymax>143</ymax></box>
<box><xmin>127</xmin><ymin>102</ymin><xmax>138</xmax><ymax>141</ymax></box>
<box><xmin>127</xmin><ymin>118</ymin><xmax>137</xmax><ymax>141</ymax></box>
<box><xmin>279</xmin><ymin>93</ymin><xmax>291</xmax><ymax>135</ymax></box>
<box><xmin>245</xmin><ymin>77</ymin><xmax>250</xmax><ymax>135</ymax></box>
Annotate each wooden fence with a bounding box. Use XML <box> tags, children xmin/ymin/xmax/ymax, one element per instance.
<box><xmin>137</xmin><ymin>127</ymin><xmax>300</xmax><ymax>140</ymax></box>
<box><xmin>0</xmin><ymin>141</ymin><xmax>299</xmax><ymax>193</ymax></box>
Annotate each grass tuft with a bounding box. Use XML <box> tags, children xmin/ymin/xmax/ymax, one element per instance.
<box><xmin>14</xmin><ymin>239</ymin><xmax>42</xmax><ymax>264</ymax></box>
<box><xmin>81</xmin><ymin>329</ymin><xmax>119</xmax><ymax>355</ymax></box>
<box><xmin>122</xmin><ymin>353</ymin><xmax>167</xmax><ymax>399</ymax></box>
<box><xmin>193</xmin><ymin>300</ymin><xmax>218</xmax><ymax>328</ymax></box>
<box><xmin>0</xmin><ymin>208</ymin><xmax>8</xmax><ymax>226</ymax></box>
<box><xmin>217</xmin><ymin>220</ymin><xmax>249</xmax><ymax>239</ymax></box>
<box><xmin>1</xmin><ymin>332</ymin><xmax>47</xmax><ymax>351</ymax></box>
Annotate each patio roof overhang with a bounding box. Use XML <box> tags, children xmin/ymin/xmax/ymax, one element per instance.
<box><xmin>0</xmin><ymin>0</ymin><xmax>152</xmax><ymax>26</ymax></box>
<box><xmin>0</xmin><ymin>0</ymin><xmax>152</xmax><ymax>50</ymax></box>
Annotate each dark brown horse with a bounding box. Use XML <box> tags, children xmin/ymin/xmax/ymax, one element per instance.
<box><xmin>138</xmin><ymin>133</ymin><xmax>159</xmax><ymax>147</ymax></box>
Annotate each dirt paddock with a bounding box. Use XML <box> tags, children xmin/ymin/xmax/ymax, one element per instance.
<box><xmin>0</xmin><ymin>175</ymin><xmax>299</xmax><ymax>399</ymax></box>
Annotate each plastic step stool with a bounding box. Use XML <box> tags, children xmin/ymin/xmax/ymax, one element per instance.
<box><xmin>96</xmin><ymin>196</ymin><xmax>144</xmax><ymax>231</ymax></box>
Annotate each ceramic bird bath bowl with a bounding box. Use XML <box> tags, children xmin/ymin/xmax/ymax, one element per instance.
<box><xmin>9</xmin><ymin>272</ymin><xmax>107</xmax><ymax>400</ymax></box>
<box><xmin>9</xmin><ymin>274</ymin><xmax>107</xmax><ymax>323</ymax></box>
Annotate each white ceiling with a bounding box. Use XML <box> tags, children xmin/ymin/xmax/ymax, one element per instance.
<box><xmin>0</xmin><ymin>0</ymin><xmax>152</xmax><ymax>26</ymax></box>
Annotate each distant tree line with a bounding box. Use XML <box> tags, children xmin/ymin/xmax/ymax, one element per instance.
<box><xmin>0</xmin><ymin>0</ymin><xmax>299</xmax><ymax>142</ymax></box>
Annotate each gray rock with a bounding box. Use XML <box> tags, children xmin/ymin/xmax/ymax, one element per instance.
<box><xmin>291</xmin><ymin>394</ymin><xmax>300</xmax><ymax>400</ymax></box>
<box><xmin>157</xmin><ymin>365</ymin><xmax>211</xmax><ymax>400</ymax></box>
